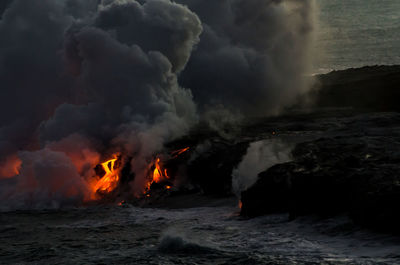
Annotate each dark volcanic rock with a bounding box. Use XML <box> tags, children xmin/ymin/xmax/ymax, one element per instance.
<box><xmin>160</xmin><ymin>66</ymin><xmax>400</xmax><ymax>222</ymax></box>
<box><xmin>187</xmin><ymin>140</ymin><xmax>249</xmax><ymax>196</ymax></box>
<box><xmin>164</xmin><ymin>124</ymin><xmax>251</xmax><ymax>197</ymax></box>
<box><xmin>310</xmin><ymin>65</ymin><xmax>400</xmax><ymax>112</ymax></box>
<box><xmin>241</xmin><ymin>113</ymin><xmax>400</xmax><ymax>233</ymax></box>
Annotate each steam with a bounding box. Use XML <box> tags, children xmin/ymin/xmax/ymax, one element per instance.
<box><xmin>0</xmin><ymin>0</ymin><xmax>316</xmax><ymax>209</ymax></box>
<box><xmin>232</xmin><ymin>140</ymin><xmax>292</xmax><ymax>197</ymax></box>
<box><xmin>178</xmin><ymin>0</ymin><xmax>316</xmax><ymax>116</ymax></box>
<box><xmin>0</xmin><ymin>149</ymin><xmax>89</xmax><ymax>211</ymax></box>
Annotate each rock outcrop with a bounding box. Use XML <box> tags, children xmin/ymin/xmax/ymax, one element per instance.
<box><xmin>310</xmin><ymin>65</ymin><xmax>400</xmax><ymax>112</ymax></box>
<box><xmin>241</xmin><ymin>113</ymin><xmax>400</xmax><ymax>233</ymax></box>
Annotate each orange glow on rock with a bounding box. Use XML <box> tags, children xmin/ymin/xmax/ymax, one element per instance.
<box><xmin>0</xmin><ymin>155</ymin><xmax>22</xmax><ymax>179</ymax></box>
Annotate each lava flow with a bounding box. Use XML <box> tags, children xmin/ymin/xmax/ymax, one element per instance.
<box><xmin>152</xmin><ymin>158</ymin><xmax>169</xmax><ymax>183</ymax></box>
<box><xmin>92</xmin><ymin>155</ymin><xmax>120</xmax><ymax>194</ymax></box>
<box><xmin>145</xmin><ymin>157</ymin><xmax>169</xmax><ymax>192</ymax></box>
<box><xmin>171</xmin><ymin>147</ymin><xmax>190</xmax><ymax>158</ymax></box>
<box><xmin>145</xmin><ymin>147</ymin><xmax>190</xmax><ymax>194</ymax></box>
<box><xmin>89</xmin><ymin>147</ymin><xmax>190</xmax><ymax>199</ymax></box>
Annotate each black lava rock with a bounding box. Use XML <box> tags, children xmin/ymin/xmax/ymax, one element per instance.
<box><xmin>241</xmin><ymin>133</ymin><xmax>400</xmax><ymax>234</ymax></box>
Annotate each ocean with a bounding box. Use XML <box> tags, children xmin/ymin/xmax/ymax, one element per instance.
<box><xmin>1</xmin><ymin>205</ymin><xmax>400</xmax><ymax>264</ymax></box>
<box><xmin>315</xmin><ymin>0</ymin><xmax>400</xmax><ymax>73</ymax></box>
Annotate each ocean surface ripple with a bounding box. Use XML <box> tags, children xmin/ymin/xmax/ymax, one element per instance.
<box><xmin>1</xmin><ymin>205</ymin><xmax>399</xmax><ymax>264</ymax></box>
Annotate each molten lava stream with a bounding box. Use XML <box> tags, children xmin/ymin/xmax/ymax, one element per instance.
<box><xmin>145</xmin><ymin>147</ymin><xmax>190</xmax><ymax>195</ymax></box>
<box><xmin>93</xmin><ymin>156</ymin><xmax>119</xmax><ymax>194</ymax></box>
<box><xmin>145</xmin><ymin>157</ymin><xmax>171</xmax><ymax>194</ymax></box>
<box><xmin>152</xmin><ymin>158</ymin><xmax>169</xmax><ymax>183</ymax></box>
<box><xmin>171</xmin><ymin>147</ymin><xmax>190</xmax><ymax>158</ymax></box>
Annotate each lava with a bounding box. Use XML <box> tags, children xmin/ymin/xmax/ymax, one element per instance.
<box><xmin>89</xmin><ymin>146</ymin><xmax>190</xmax><ymax>199</ymax></box>
<box><xmin>144</xmin><ymin>147</ymin><xmax>190</xmax><ymax>194</ymax></box>
<box><xmin>145</xmin><ymin>157</ymin><xmax>169</xmax><ymax>192</ymax></box>
<box><xmin>92</xmin><ymin>155</ymin><xmax>120</xmax><ymax>194</ymax></box>
<box><xmin>152</xmin><ymin>158</ymin><xmax>168</xmax><ymax>183</ymax></box>
<box><xmin>171</xmin><ymin>147</ymin><xmax>190</xmax><ymax>158</ymax></box>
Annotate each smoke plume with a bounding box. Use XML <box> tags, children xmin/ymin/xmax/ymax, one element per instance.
<box><xmin>0</xmin><ymin>0</ymin><xmax>316</xmax><ymax>209</ymax></box>
<box><xmin>178</xmin><ymin>0</ymin><xmax>316</xmax><ymax>116</ymax></box>
<box><xmin>232</xmin><ymin>139</ymin><xmax>292</xmax><ymax>197</ymax></box>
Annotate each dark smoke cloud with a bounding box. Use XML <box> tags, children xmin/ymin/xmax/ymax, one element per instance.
<box><xmin>0</xmin><ymin>0</ymin><xmax>201</xmax><ymax>207</ymax></box>
<box><xmin>178</xmin><ymin>0</ymin><xmax>315</xmax><ymax>116</ymax></box>
<box><xmin>0</xmin><ymin>0</ymin><xmax>74</xmax><ymax>159</ymax></box>
<box><xmin>94</xmin><ymin>0</ymin><xmax>202</xmax><ymax>73</ymax></box>
<box><xmin>0</xmin><ymin>0</ymin><xmax>315</xmax><ymax>209</ymax></box>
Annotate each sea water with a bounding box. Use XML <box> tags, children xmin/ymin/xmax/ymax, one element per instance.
<box><xmin>315</xmin><ymin>0</ymin><xmax>400</xmax><ymax>73</ymax></box>
<box><xmin>1</xmin><ymin>205</ymin><xmax>399</xmax><ymax>264</ymax></box>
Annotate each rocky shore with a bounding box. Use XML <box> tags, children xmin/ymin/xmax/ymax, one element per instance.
<box><xmin>136</xmin><ymin>65</ymin><xmax>400</xmax><ymax>234</ymax></box>
<box><xmin>240</xmin><ymin>65</ymin><xmax>400</xmax><ymax>233</ymax></box>
<box><xmin>241</xmin><ymin>112</ymin><xmax>400</xmax><ymax>232</ymax></box>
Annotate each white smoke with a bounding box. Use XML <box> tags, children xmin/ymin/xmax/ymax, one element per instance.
<box><xmin>232</xmin><ymin>139</ymin><xmax>292</xmax><ymax>197</ymax></box>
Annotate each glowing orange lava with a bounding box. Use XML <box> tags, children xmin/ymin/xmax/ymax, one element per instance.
<box><xmin>152</xmin><ymin>158</ymin><xmax>169</xmax><ymax>183</ymax></box>
<box><xmin>93</xmin><ymin>156</ymin><xmax>119</xmax><ymax>194</ymax></box>
<box><xmin>144</xmin><ymin>147</ymin><xmax>190</xmax><ymax>195</ymax></box>
<box><xmin>171</xmin><ymin>147</ymin><xmax>190</xmax><ymax>158</ymax></box>
<box><xmin>144</xmin><ymin>157</ymin><xmax>171</xmax><ymax>193</ymax></box>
